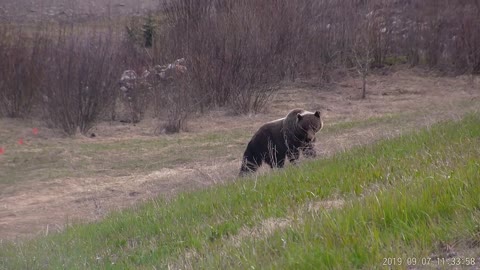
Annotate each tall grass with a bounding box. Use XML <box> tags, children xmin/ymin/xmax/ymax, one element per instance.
<box><xmin>1</xmin><ymin>113</ymin><xmax>478</xmax><ymax>269</ymax></box>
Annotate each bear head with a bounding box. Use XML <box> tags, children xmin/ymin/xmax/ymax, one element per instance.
<box><xmin>296</xmin><ymin>110</ymin><xmax>323</xmax><ymax>143</ymax></box>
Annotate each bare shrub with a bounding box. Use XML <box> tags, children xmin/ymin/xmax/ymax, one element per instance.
<box><xmin>119</xmin><ymin>69</ymin><xmax>152</xmax><ymax>123</ymax></box>
<box><xmin>40</xmin><ymin>28</ymin><xmax>121</xmax><ymax>135</ymax></box>
<box><xmin>150</xmin><ymin>59</ymin><xmax>192</xmax><ymax>133</ymax></box>
<box><xmin>456</xmin><ymin>3</ymin><xmax>480</xmax><ymax>76</ymax></box>
<box><xmin>110</xmin><ymin>29</ymin><xmax>154</xmax><ymax>122</ymax></box>
<box><xmin>152</xmin><ymin>59</ymin><xmax>193</xmax><ymax>133</ymax></box>
<box><xmin>5</xmin><ymin>0</ymin><xmax>478</xmax><ymax>129</ymax></box>
<box><xmin>0</xmin><ymin>27</ymin><xmax>45</xmax><ymax>118</ymax></box>
<box><xmin>160</xmin><ymin>0</ymin><xmax>301</xmax><ymax>114</ymax></box>
<box><xmin>118</xmin><ymin>57</ymin><xmax>192</xmax><ymax>133</ymax></box>
<box><xmin>310</xmin><ymin>0</ymin><xmax>480</xmax><ymax>77</ymax></box>
<box><xmin>291</xmin><ymin>1</ymin><xmax>338</xmax><ymax>81</ymax></box>
<box><xmin>160</xmin><ymin>78</ymin><xmax>194</xmax><ymax>133</ymax></box>
<box><xmin>397</xmin><ymin>0</ymin><xmax>480</xmax><ymax>74</ymax></box>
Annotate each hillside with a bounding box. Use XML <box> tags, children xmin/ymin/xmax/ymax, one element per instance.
<box><xmin>1</xmin><ymin>109</ymin><xmax>479</xmax><ymax>269</ymax></box>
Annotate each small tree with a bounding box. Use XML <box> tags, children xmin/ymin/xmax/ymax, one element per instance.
<box><xmin>351</xmin><ymin>13</ymin><xmax>375</xmax><ymax>99</ymax></box>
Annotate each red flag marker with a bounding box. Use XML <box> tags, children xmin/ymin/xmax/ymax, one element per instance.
<box><xmin>0</xmin><ymin>147</ymin><xmax>4</xmax><ymax>154</ymax></box>
<box><xmin>33</xmin><ymin>128</ymin><xmax>39</xmax><ymax>135</ymax></box>
<box><xmin>18</xmin><ymin>139</ymin><xmax>24</xmax><ymax>145</ymax></box>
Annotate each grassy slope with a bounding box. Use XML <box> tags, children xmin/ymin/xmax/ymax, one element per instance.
<box><xmin>3</xmin><ymin>98</ymin><xmax>477</xmax><ymax>189</ymax></box>
<box><xmin>1</xmin><ymin>113</ymin><xmax>479</xmax><ymax>269</ymax></box>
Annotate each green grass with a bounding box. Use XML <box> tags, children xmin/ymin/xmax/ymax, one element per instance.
<box><xmin>1</xmin><ymin>113</ymin><xmax>479</xmax><ymax>269</ymax></box>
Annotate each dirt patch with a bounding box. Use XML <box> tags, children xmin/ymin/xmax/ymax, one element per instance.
<box><xmin>0</xmin><ymin>69</ymin><xmax>479</xmax><ymax>241</ymax></box>
<box><xmin>307</xmin><ymin>199</ymin><xmax>346</xmax><ymax>213</ymax></box>
<box><xmin>232</xmin><ymin>218</ymin><xmax>293</xmax><ymax>246</ymax></box>
<box><xmin>0</xmin><ymin>162</ymin><xmax>239</xmax><ymax>240</ymax></box>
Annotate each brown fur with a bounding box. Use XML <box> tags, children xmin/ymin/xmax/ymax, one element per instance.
<box><xmin>239</xmin><ymin>109</ymin><xmax>323</xmax><ymax>176</ymax></box>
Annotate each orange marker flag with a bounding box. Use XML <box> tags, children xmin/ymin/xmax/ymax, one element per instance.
<box><xmin>18</xmin><ymin>139</ymin><xmax>24</xmax><ymax>145</ymax></box>
<box><xmin>0</xmin><ymin>147</ymin><xmax>4</xmax><ymax>154</ymax></box>
<box><xmin>33</xmin><ymin>128</ymin><xmax>39</xmax><ymax>135</ymax></box>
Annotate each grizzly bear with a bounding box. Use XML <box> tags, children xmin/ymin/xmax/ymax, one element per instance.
<box><xmin>239</xmin><ymin>109</ymin><xmax>323</xmax><ymax>176</ymax></box>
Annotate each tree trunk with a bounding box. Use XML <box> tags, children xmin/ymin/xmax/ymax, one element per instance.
<box><xmin>362</xmin><ymin>72</ymin><xmax>367</xmax><ymax>99</ymax></box>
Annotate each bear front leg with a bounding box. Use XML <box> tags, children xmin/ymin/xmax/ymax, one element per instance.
<box><xmin>239</xmin><ymin>156</ymin><xmax>261</xmax><ymax>176</ymax></box>
<box><xmin>265</xmin><ymin>155</ymin><xmax>286</xmax><ymax>168</ymax></box>
<box><xmin>301</xmin><ymin>142</ymin><xmax>317</xmax><ymax>158</ymax></box>
<box><xmin>287</xmin><ymin>148</ymin><xmax>300</xmax><ymax>164</ymax></box>
<box><xmin>275</xmin><ymin>157</ymin><xmax>286</xmax><ymax>168</ymax></box>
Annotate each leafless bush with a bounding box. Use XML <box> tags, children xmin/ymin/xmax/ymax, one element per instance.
<box><xmin>394</xmin><ymin>0</ymin><xmax>480</xmax><ymax>74</ymax></box>
<box><xmin>3</xmin><ymin>0</ymin><xmax>478</xmax><ymax>129</ymax></box>
<box><xmin>151</xmin><ymin>59</ymin><xmax>193</xmax><ymax>133</ymax></box>
<box><xmin>0</xmin><ymin>27</ymin><xmax>45</xmax><ymax>118</ymax></box>
<box><xmin>118</xmin><ymin>57</ymin><xmax>192</xmax><ymax>133</ymax></box>
<box><xmin>119</xmin><ymin>69</ymin><xmax>152</xmax><ymax>123</ymax></box>
<box><xmin>40</xmin><ymin>28</ymin><xmax>121</xmax><ymax>135</ymax></box>
<box><xmin>160</xmin><ymin>78</ymin><xmax>194</xmax><ymax>133</ymax></box>
<box><xmin>160</xmin><ymin>0</ymin><xmax>305</xmax><ymax>114</ymax></box>
<box><xmin>107</xmin><ymin>30</ymin><xmax>154</xmax><ymax>122</ymax></box>
<box><xmin>456</xmin><ymin>3</ymin><xmax>480</xmax><ymax>76</ymax></box>
<box><xmin>152</xmin><ymin>0</ymin><xmax>477</xmax><ymax>113</ymax></box>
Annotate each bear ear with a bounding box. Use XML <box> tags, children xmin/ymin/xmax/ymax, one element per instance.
<box><xmin>297</xmin><ymin>113</ymin><xmax>303</xmax><ymax>121</ymax></box>
<box><xmin>314</xmin><ymin>111</ymin><xmax>321</xmax><ymax>118</ymax></box>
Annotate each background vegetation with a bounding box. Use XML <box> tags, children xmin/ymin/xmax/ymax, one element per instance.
<box><xmin>1</xmin><ymin>0</ymin><xmax>479</xmax><ymax>134</ymax></box>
